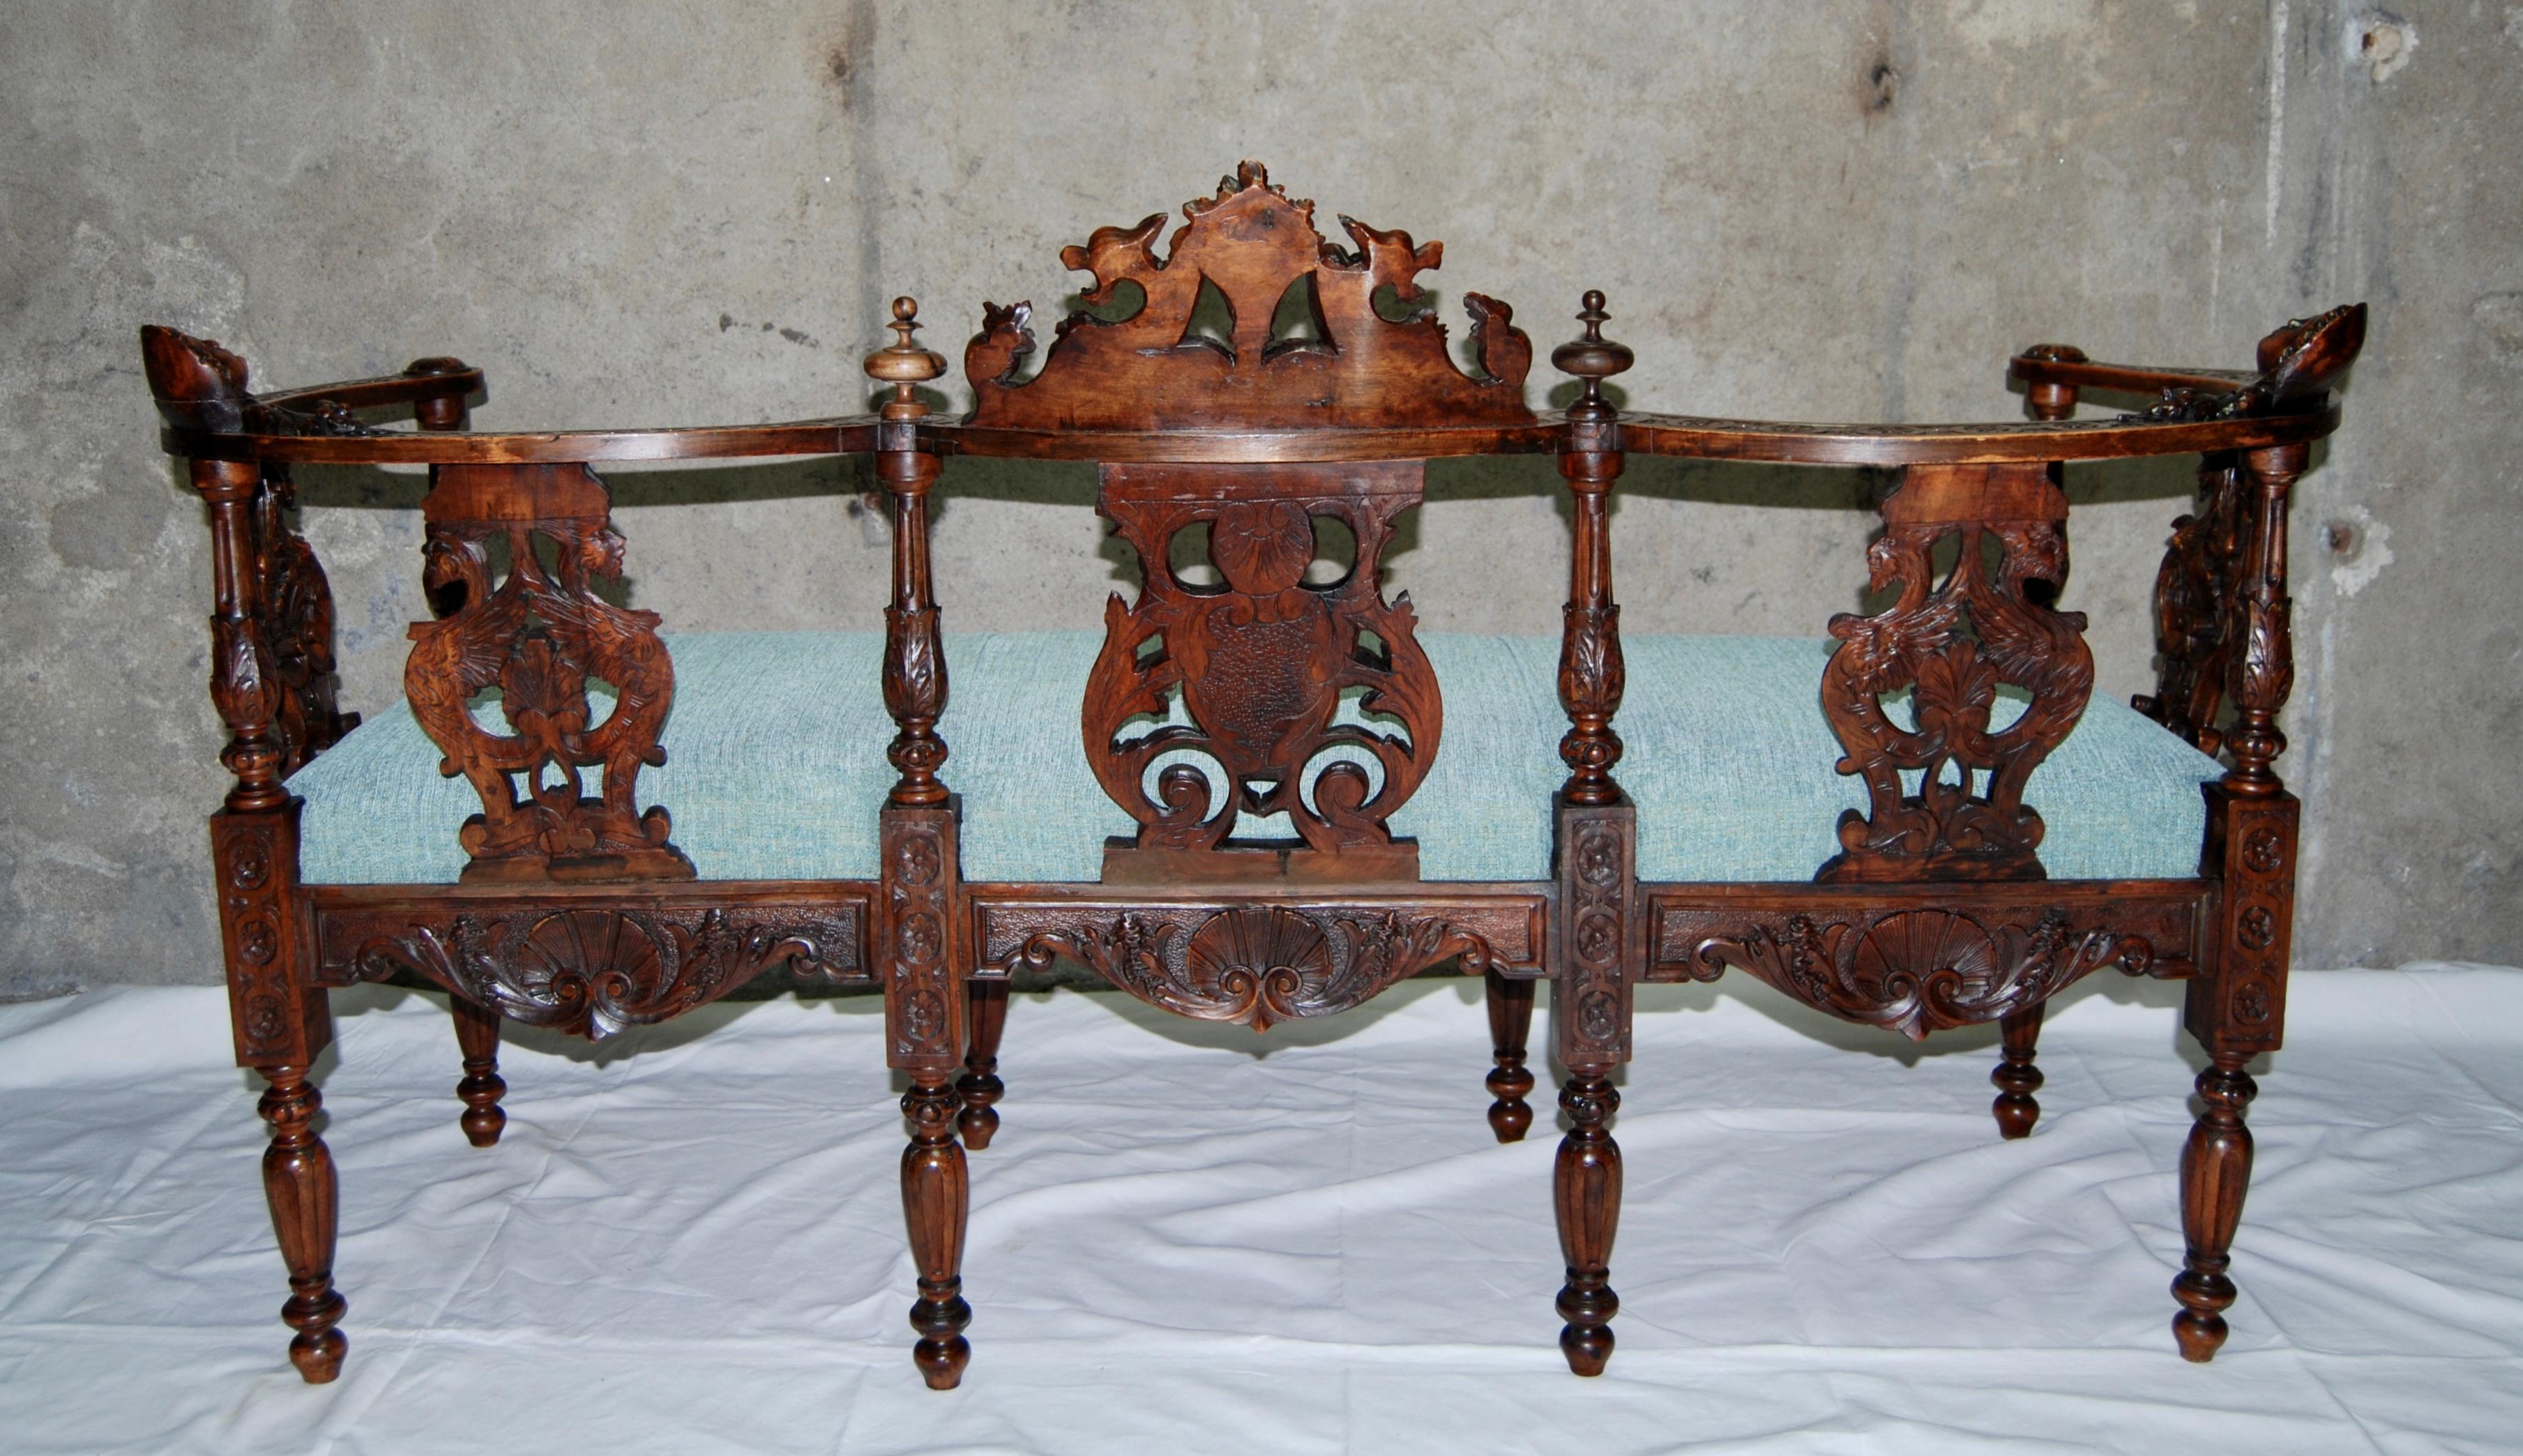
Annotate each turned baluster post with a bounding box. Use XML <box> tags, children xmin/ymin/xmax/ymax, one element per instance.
<box><xmin>450</xmin><ymin>996</ymin><xmax>507</xmax><ymax>1147</ymax></box>
<box><xmin>958</xmin><ymin>980</ymin><xmax>1008</xmax><ymax>1151</ymax></box>
<box><xmin>1483</xmin><ymin>971</ymin><xmax>1535</xmax><ymax>1142</ymax></box>
<box><xmin>1990</xmin><ymin>1001</ymin><xmax>2045</xmax><ymax>1139</ymax></box>
<box><xmin>2172</xmin><ymin>439</ymin><xmax>2304</xmax><ymax>1360</ymax></box>
<box><xmin>867</xmin><ymin>299</ymin><xmax>973</xmax><ymax>1388</ymax></box>
<box><xmin>1548</xmin><ymin>292</ymin><xmax>1636</xmax><ymax>1375</ymax></box>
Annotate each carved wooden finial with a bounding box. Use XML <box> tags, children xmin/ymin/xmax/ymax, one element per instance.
<box><xmin>1552</xmin><ymin>290</ymin><xmax>1633</xmax><ymax>422</ymax></box>
<box><xmin>865</xmin><ymin>296</ymin><xmax>946</xmax><ymax>420</ymax></box>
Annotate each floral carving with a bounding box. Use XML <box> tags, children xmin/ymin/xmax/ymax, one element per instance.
<box><xmin>964</xmin><ymin>161</ymin><xmax>1533</xmax><ymax>431</ymax></box>
<box><xmin>338</xmin><ymin>906</ymin><xmax>861</xmax><ymax>1039</ymax></box>
<box><xmin>1001</xmin><ymin>904</ymin><xmax>1493</xmax><ymax>1031</ymax></box>
<box><xmin>2131</xmin><ymin>457</ymin><xmax>2248</xmax><ymax>754</ymax></box>
<box><xmin>1818</xmin><ymin>464</ymin><xmax>2094</xmax><ymax>882</ymax></box>
<box><xmin>1690</xmin><ymin>907</ymin><xmax>2136</xmax><ymax>1040</ymax></box>
<box><xmin>1084</xmin><ymin>462</ymin><xmax>1442</xmax><ymax>863</ymax></box>
<box><xmin>403</xmin><ymin>464</ymin><xmax>690</xmax><ymax>883</ymax></box>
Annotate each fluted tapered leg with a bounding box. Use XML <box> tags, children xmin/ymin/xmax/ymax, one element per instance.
<box><xmin>1485</xmin><ymin>970</ymin><xmax>1536</xmax><ymax>1143</ymax></box>
<box><xmin>1554</xmin><ymin>1072</ymin><xmax>1622</xmax><ymax>1375</ymax></box>
<box><xmin>957</xmin><ymin>981</ymin><xmax>1008</xmax><ymax>1151</ymax></box>
<box><xmin>257</xmin><ymin>1067</ymin><xmax>346</xmax><ymax>1383</ymax></box>
<box><xmin>1991</xmin><ymin>1001</ymin><xmax>2045</xmax><ymax>1140</ymax></box>
<box><xmin>901</xmin><ymin>1079</ymin><xmax>971</xmax><ymax>1388</ymax></box>
<box><xmin>450</xmin><ymin>996</ymin><xmax>507</xmax><ymax>1148</ymax></box>
<box><xmin>2172</xmin><ymin>1055</ymin><xmax>2257</xmax><ymax>1360</ymax></box>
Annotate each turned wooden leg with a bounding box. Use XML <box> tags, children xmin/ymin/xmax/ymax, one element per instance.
<box><xmin>901</xmin><ymin>1078</ymin><xmax>971</xmax><ymax>1389</ymax></box>
<box><xmin>1554</xmin><ymin>1071</ymin><xmax>1623</xmax><ymax>1374</ymax></box>
<box><xmin>2172</xmin><ymin>1054</ymin><xmax>2258</xmax><ymax>1361</ymax></box>
<box><xmin>257</xmin><ymin>1066</ymin><xmax>347</xmax><ymax>1383</ymax></box>
<box><xmin>1484</xmin><ymin>971</ymin><xmax>1536</xmax><ymax>1142</ymax></box>
<box><xmin>956</xmin><ymin>981</ymin><xmax>1007</xmax><ymax>1151</ymax></box>
<box><xmin>1990</xmin><ymin>1001</ymin><xmax>2045</xmax><ymax>1140</ymax></box>
<box><xmin>450</xmin><ymin>996</ymin><xmax>507</xmax><ymax>1148</ymax></box>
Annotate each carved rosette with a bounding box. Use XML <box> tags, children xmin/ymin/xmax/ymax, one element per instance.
<box><xmin>992</xmin><ymin>902</ymin><xmax>1501</xmax><ymax>1031</ymax></box>
<box><xmin>964</xmin><ymin>162</ymin><xmax>1533</xmax><ymax>432</ymax></box>
<box><xmin>214</xmin><ymin>807</ymin><xmax>328</xmax><ymax>1066</ymax></box>
<box><xmin>1818</xmin><ymin>463</ymin><xmax>2094</xmax><ymax>883</ymax></box>
<box><xmin>881</xmin><ymin>809</ymin><xmax>963</xmax><ymax>1070</ymax></box>
<box><xmin>1555</xmin><ymin>802</ymin><xmax>1635</xmax><ymax>1066</ymax></box>
<box><xmin>1084</xmin><ymin>462</ymin><xmax>1442</xmax><ymax>863</ymax></box>
<box><xmin>330</xmin><ymin>904</ymin><xmax>862</xmax><ymax>1040</ymax></box>
<box><xmin>403</xmin><ymin>463</ymin><xmax>690</xmax><ymax>883</ymax></box>
<box><xmin>1688</xmin><ymin>907</ymin><xmax>2149</xmax><ymax>1040</ymax></box>
<box><xmin>2188</xmin><ymin>791</ymin><xmax>2296</xmax><ymax>1057</ymax></box>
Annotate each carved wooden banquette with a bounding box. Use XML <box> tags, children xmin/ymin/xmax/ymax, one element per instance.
<box><xmin>143</xmin><ymin>162</ymin><xmax>2364</xmax><ymax>1388</ymax></box>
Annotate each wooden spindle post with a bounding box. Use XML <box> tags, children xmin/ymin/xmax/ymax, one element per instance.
<box><xmin>1551</xmin><ymin>291</ymin><xmax>1633</xmax><ymax>807</ymax></box>
<box><xmin>1483</xmin><ymin>970</ymin><xmax>1535</xmax><ymax>1142</ymax></box>
<box><xmin>1990</xmin><ymin>1001</ymin><xmax>2045</xmax><ymax>1139</ymax></box>
<box><xmin>450</xmin><ymin>996</ymin><xmax>508</xmax><ymax>1147</ymax></box>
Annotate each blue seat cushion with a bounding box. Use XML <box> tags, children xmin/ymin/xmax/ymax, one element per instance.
<box><xmin>289</xmin><ymin>632</ymin><xmax>2220</xmax><ymax>886</ymax></box>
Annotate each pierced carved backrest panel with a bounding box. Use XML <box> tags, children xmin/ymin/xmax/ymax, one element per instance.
<box><xmin>1086</xmin><ymin>461</ymin><xmax>1441</xmax><ymax>879</ymax></box>
<box><xmin>254</xmin><ymin>467</ymin><xmax>361</xmax><ymax>772</ymax></box>
<box><xmin>2132</xmin><ymin>455</ymin><xmax>2248</xmax><ymax>754</ymax></box>
<box><xmin>1818</xmin><ymin>462</ymin><xmax>2095</xmax><ymax>884</ymax></box>
<box><xmin>406</xmin><ymin>463</ymin><xmax>692</xmax><ymax>884</ymax></box>
<box><xmin>964</xmin><ymin>162</ymin><xmax>1534</xmax><ymax>432</ymax></box>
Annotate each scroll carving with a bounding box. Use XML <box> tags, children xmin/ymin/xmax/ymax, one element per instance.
<box><xmin>330</xmin><ymin>905</ymin><xmax>861</xmax><ymax>1039</ymax></box>
<box><xmin>1688</xmin><ymin>907</ymin><xmax>2158</xmax><ymax>1040</ymax></box>
<box><xmin>997</xmin><ymin>903</ymin><xmax>1494</xmax><ymax>1031</ymax></box>
<box><xmin>964</xmin><ymin>161</ymin><xmax>1533</xmax><ymax>431</ymax></box>
<box><xmin>1086</xmin><ymin>462</ymin><xmax>1440</xmax><ymax>873</ymax></box>
<box><xmin>1818</xmin><ymin>463</ymin><xmax>2094</xmax><ymax>882</ymax></box>
<box><xmin>404</xmin><ymin>463</ymin><xmax>691</xmax><ymax>883</ymax></box>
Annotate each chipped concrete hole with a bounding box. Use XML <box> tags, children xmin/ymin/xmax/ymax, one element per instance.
<box><xmin>2354</xmin><ymin>13</ymin><xmax>2416</xmax><ymax>83</ymax></box>
<box><xmin>2322</xmin><ymin>518</ymin><xmax>2361</xmax><ymax>559</ymax></box>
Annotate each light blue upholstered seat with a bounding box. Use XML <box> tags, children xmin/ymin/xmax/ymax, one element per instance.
<box><xmin>289</xmin><ymin>632</ymin><xmax>2220</xmax><ymax>886</ymax></box>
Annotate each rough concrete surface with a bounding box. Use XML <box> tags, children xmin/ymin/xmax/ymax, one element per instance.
<box><xmin>0</xmin><ymin>1</ymin><xmax>2513</xmax><ymax>992</ymax></box>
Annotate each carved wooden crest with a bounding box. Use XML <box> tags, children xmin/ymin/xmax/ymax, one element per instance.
<box><xmin>404</xmin><ymin>463</ymin><xmax>691</xmax><ymax>882</ymax></box>
<box><xmin>1086</xmin><ymin>461</ymin><xmax>1441</xmax><ymax>879</ymax></box>
<box><xmin>1818</xmin><ymin>462</ymin><xmax>2096</xmax><ymax>882</ymax></box>
<box><xmin>964</xmin><ymin>161</ymin><xmax>1533</xmax><ymax>431</ymax></box>
<box><xmin>2133</xmin><ymin>303</ymin><xmax>2367</xmax><ymax>422</ymax></box>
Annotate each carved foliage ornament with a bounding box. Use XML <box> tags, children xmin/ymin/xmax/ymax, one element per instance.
<box><xmin>1692</xmin><ymin>907</ymin><xmax>2149</xmax><ymax>1040</ymax></box>
<box><xmin>1819</xmin><ymin>463</ymin><xmax>2094</xmax><ymax>882</ymax></box>
<box><xmin>2131</xmin><ymin>455</ymin><xmax>2248</xmax><ymax>754</ymax></box>
<box><xmin>964</xmin><ymin>161</ymin><xmax>1534</xmax><ymax>431</ymax></box>
<box><xmin>1003</xmin><ymin>904</ymin><xmax>1493</xmax><ymax>1031</ymax></box>
<box><xmin>1086</xmin><ymin>462</ymin><xmax>1441</xmax><ymax>860</ymax></box>
<box><xmin>404</xmin><ymin>463</ymin><xmax>691</xmax><ymax>882</ymax></box>
<box><xmin>340</xmin><ymin>907</ymin><xmax>859</xmax><ymax>1039</ymax></box>
<box><xmin>2132</xmin><ymin>303</ymin><xmax>2367</xmax><ymax>423</ymax></box>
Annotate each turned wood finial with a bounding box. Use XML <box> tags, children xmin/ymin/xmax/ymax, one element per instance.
<box><xmin>864</xmin><ymin>296</ymin><xmax>946</xmax><ymax>420</ymax></box>
<box><xmin>1552</xmin><ymin>290</ymin><xmax>1633</xmax><ymax>422</ymax></box>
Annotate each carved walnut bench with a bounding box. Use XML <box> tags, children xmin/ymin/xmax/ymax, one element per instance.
<box><xmin>142</xmin><ymin>162</ymin><xmax>2363</xmax><ymax>1389</ymax></box>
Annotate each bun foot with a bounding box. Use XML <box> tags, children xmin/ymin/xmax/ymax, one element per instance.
<box><xmin>1559</xmin><ymin>1320</ymin><xmax>1614</xmax><ymax>1376</ymax></box>
<box><xmin>912</xmin><ymin>1288</ymin><xmax>973</xmax><ymax>1390</ymax></box>
<box><xmin>284</xmin><ymin>1289</ymin><xmax>348</xmax><ymax>1383</ymax></box>
<box><xmin>1486</xmin><ymin>1063</ymin><xmax>1535</xmax><ymax>1143</ymax></box>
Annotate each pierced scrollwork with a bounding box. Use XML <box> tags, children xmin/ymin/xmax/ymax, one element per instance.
<box><xmin>1690</xmin><ymin>907</ymin><xmax>2142</xmax><ymax>1040</ymax></box>
<box><xmin>255</xmin><ymin>468</ymin><xmax>361</xmax><ymax>773</ymax></box>
<box><xmin>1818</xmin><ymin>463</ymin><xmax>2094</xmax><ymax>883</ymax></box>
<box><xmin>404</xmin><ymin>463</ymin><xmax>691</xmax><ymax>883</ymax></box>
<box><xmin>1000</xmin><ymin>904</ymin><xmax>1493</xmax><ymax>1031</ymax></box>
<box><xmin>964</xmin><ymin>160</ymin><xmax>1533</xmax><ymax>431</ymax></box>
<box><xmin>1085</xmin><ymin>462</ymin><xmax>1441</xmax><ymax>865</ymax></box>
<box><xmin>2131</xmin><ymin>455</ymin><xmax>2248</xmax><ymax>754</ymax></box>
<box><xmin>335</xmin><ymin>907</ymin><xmax>861</xmax><ymax>1039</ymax></box>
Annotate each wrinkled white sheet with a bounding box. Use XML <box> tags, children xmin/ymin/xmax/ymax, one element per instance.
<box><xmin>1</xmin><ymin>966</ymin><xmax>2519</xmax><ymax>1455</ymax></box>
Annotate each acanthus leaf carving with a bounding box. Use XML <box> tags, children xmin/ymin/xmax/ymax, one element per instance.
<box><xmin>1692</xmin><ymin>907</ymin><xmax>2134</xmax><ymax>1040</ymax></box>
<box><xmin>335</xmin><ymin>906</ymin><xmax>862</xmax><ymax>1039</ymax></box>
<box><xmin>1002</xmin><ymin>904</ymin><xmax>1492</xmax><ymax>1031</ymax></box>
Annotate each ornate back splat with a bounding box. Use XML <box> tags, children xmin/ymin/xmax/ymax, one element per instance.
<box><xmin>1087</xmin><ymin>460</ymin><xmax>1441</xmax><ymax>880</ymax></box>
<box><xmin>1818</xmin><ymin>462</ymin><xmax>2095</xmax><ymax>882</ymax></box>
<box><xmin>964</xmin><ymin>162</ymin><xmax>1534</xmax><ymax>432</ymax></box>
<box><xmin>405</xmin><ymin>463</ymin><xmax>691</xmax><ymax>882</ymax></box>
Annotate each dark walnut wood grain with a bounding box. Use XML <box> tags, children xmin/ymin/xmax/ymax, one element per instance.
<box><xmin>145</xmin><ymin>203</ymin><xmax>2366</xmax><ymax>1388</ymax></box>
<box><xmin>964</xmin><ymin>161</ymin><xmax>1534</xmax><ymax>433</ymax></box>
<box><xmin>405</xmin><ymin>462</ymin><xmax>692</xmax><ymax>884</ymax></box>
<box><xmin>1817</xmin><ymin>462</ymin><xmax>2094</xmax><ymax>884</ymax></box>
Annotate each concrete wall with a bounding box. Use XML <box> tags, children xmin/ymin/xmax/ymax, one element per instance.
<box><xmin>2</xmin><ymin>0</ymin><xmax>2513</xmax><ymax>994</ymax></box>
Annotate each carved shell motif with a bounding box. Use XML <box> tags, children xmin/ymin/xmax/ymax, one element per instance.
<box><xmin>1183</xmin><ymin>907</ymin><xmax>1332</xmax><ymax>1029</ymax></box>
